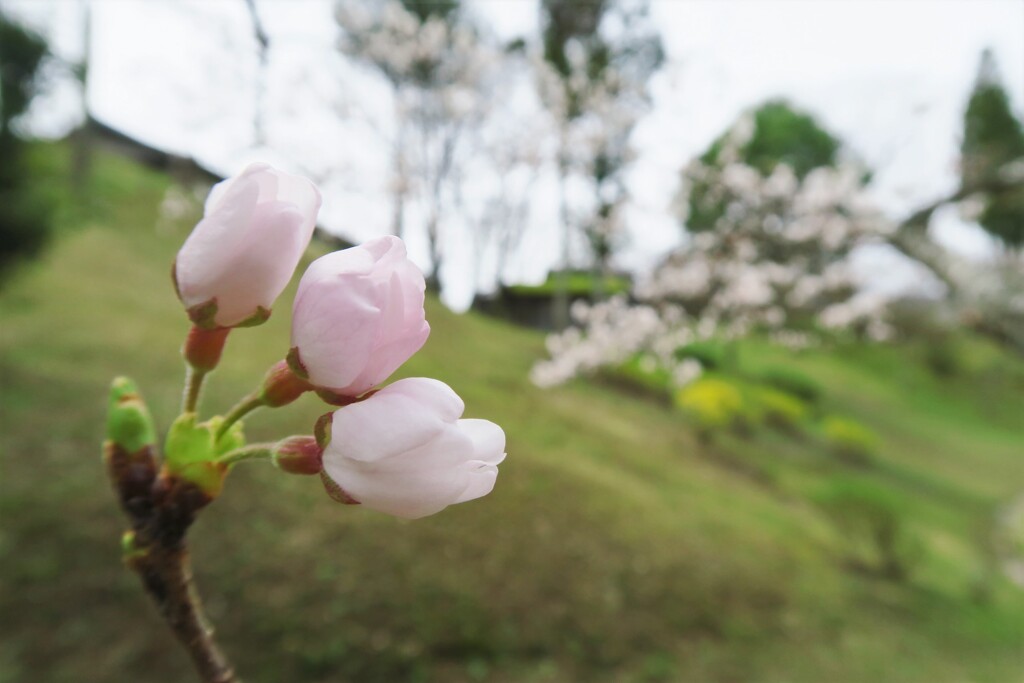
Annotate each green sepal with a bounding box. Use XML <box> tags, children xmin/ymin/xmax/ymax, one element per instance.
<box><xmin>286</xmin><ymin>346</ymin><xmax>309</xmax><ymax>379</ymax></box>
<box><xmin>186</xmin><ymin>298</ymin><xmax>219</xmax><ymax>330</ymax></box>
<box><xmin>165</xmin><ymin>413</ymin><xmax>212</xmax><ymax>468</ymax></box>
<box><xmin>171</xmin><ymin>259</ymin><xmax>183</xmax><ymax>302</ymax></box>
<box><xmin>106</xmin><ymin>377</ymin><xmax>157</xmax><ymax>454</ymax></box>
<box><xmin>163</xmin><ymin>413</ymin><xmax>228</xmax><ymax>497</ymax></box>
<box><xmin>234</xmin><ymin>306</ymin><xmax>272</xmax><ymax>328</ymax></box>
<box><xmin>314</xmin><ymin>411</ymin><xmax>333</xmax><ymax>449</ymax></box>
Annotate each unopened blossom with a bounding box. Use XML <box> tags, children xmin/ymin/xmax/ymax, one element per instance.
<box><xmin>321</xmin><ymin>378</ymin><xmax>505</xmax><ymax>519</ymax></box>
<box><xmin>174</xmin><ymin>163</ymin><xmax>321</xmax><ymax>328</ymax></box>
<box><xmin>289</xmin><ymin>236</ymin><xmax>430</xmax><ymax>398</ymax></box>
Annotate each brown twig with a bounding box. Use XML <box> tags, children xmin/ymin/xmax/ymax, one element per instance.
<box><xmin>108</xmin><ymin>442</ymin><xmax>239</xmax><ymax>683</ymax></box>
<box><xmin>129</xmin><ymin>541</ymin><xmax>238</xmax><ymax>683</ymax></box>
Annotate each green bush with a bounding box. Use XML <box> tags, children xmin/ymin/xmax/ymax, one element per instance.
<box><xmin>923</xmin><ymin>340</ymin><xmax>962</xmax><ymax>377</ymax></box>
<box><xmin>813</xmin><ymin>478</ymin><xmax>922</xmax><ymax>581</ymax></box>
<box><xmin>822</xmin><ymin>416</ymin><xmax>879</xmax><ymax>464</ymax></box>
<box><xmin>674</xmin><ymin>340</ymin><xmax>728</xmax><ymax>370</ymax></box>
<box><xmin>752</xmin><ymin>387</ymin><xmax>807</xmax><ymax>432</ymax></box>
<box><xmin>757</xmin><ymin>365</ymin><xmax>823</xmax><ymax>403</ymax></box>
<box><xmin>606</xmin><ymin>354</ymin><xmax>672</xmax><ymax>397</ymax></box>
<box><xmin>674</xmin><ymin>377</ymin><xmax>746</xmax><ymax>432</ymax></box>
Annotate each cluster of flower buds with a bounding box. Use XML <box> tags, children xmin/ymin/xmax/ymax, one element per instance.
<box><xmin>106</xmin><ymin>163</ymin><xmax>505</xmax><ymax>531</ymax></box>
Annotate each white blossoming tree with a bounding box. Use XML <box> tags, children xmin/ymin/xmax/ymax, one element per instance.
<box><xmin>536</xmin><ymin>0</ymin><xmax>663</xmax><ymax>325</ymax></box>
<box><xmin>532</xmin><ymin>102</ymin><xmax>894</xmax><ymax>388</ymax></box>
<box><xmin>335</xmin><ymin>0</ymin><xmax>503</xmax><ymax>287</ymax></box>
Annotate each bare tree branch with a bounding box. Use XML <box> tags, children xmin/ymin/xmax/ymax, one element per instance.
<box><xmin>242</xmin><ymin>0</ymin><xmax>268</xmax><ymax>146</ymax></box>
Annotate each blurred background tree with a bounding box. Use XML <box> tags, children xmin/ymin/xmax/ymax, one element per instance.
<box><xmin>0</xmin><ymin>9</ymin><xmax>52</xmax><ymax>280</ymax></box>
<box><xmin>687</xmin><ymin>99</ymin><xmax>843</xmax><ymax>233</ymax></box>
<box><xmin>662</xmin><ymin>104</ymin><xmax>887</xmax><ymax>340</ymax></box>
<box><xmin>960</xmin><ymin>48</ymin><xmax>1024</xmax><ymax>249</ymax></box>
<box><xmin>538</xmin><ymin>0</ymin><xmax>663</xmax><ymax>324</ymax></box>
<box><xmin>531</xmin><ymin>102</ymin><xmax>891</xmax><ymax>389</ymax></box>
<box><xmin>336</xmin><ymin>0</ymin><xmax>499</xmax><ymax>288</ymax></box>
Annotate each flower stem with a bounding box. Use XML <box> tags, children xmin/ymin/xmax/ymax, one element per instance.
<box><xmin>215</xmin><ymin>444</ymin><xmax>274</xmax><ymax>467</ymax></box>
<box><xmin>183</xmin><ymin>366</ymin><xmax>208</xmax><ymax>414</ymax></box>
<box><xmin>181</xmin><ymin>326</ymin><xmax>231</xmax><ymax>414</ymax></box>
<box><xmin>215</xmin><ymin>394</ymin><xmax>265</xmax><ymax>441</ymax></box>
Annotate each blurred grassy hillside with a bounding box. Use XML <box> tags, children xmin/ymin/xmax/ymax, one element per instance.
<box><xmin>1</xmin><ymin>144</ymin><xmax>1023</xmax><ymax>683</ymax></box>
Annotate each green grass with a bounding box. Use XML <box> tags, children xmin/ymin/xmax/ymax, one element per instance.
<box><xmin>1</xmin><ymin>142</ymin><xmax>1023</xmax><ymax>682</ymax></box>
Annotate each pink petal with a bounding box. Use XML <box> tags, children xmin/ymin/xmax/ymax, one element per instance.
<box><xmin>458</xmin><ymin>419</ymin><xmax>506</xmax><ymax>465</ymax></box>
<box><xmin>328</xmin><ymin>391</ymin><xmax>449</xmax><ymax>462</ymax></box>
<box><xmin>323</xmin><ymin>430</ymin><xmax>473</xmax><ymax>519</ymax></box>
<box><xmin>383</xmin><ymin>378</ymin><xmax>464</xmax><ymax>422</ymax></box>
<box><xmin>291</xmin><ymin>263</ymin><xmax>386</xmax><ymax>390</ymax></box>
<box><xmin>207</xmin><ymin>201</ymin><xmax>307</xmax><ymax>326</ymax></box>
<box><xmin>454</xmin><ymin>463</ymin><xmax>499</xmax><ymax>504</ymax></box>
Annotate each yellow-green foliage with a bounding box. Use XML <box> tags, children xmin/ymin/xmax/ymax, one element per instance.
<box><xmin>675</xmin><ymin>377</ymin><xmax>746</xmax><ymax>430</ymax></box>
<box><xmin>823</xmin><ymin>415</ymin><xmax>879</xmax><ymax>463</ymax></box>
<box><xmin>753</xmin><ymin>387</ymin><xmax>808</xmax><ymax>431</ymax></box>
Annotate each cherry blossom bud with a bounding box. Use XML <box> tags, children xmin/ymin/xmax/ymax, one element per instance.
<box><xmin>258</xmin><ymin>360</ymin><xmax>312</xmax><ymax>408</ymax></box>
<box><xmin>289</xmin><ymin>236</ymin><xmax>430</xmax><ymax>397</ymax></box>
<box><xmin>104</xmin><ymin>377</ymin><xmax>158</xmax><ymax>520</ymax></box>
<box><xmin>321</xmin><ymin>378</ymin><xmax>505</xmax><ymax>519</ymax></box>
<box><xmin>174</xmin><ymin>163</ymin><xmax>322</xmax><ymax>329</ymax></box>
<box><xmin>106</xmin><ymin>376</ymin><xmax>157</xmax><ymax>454</ymax></box>
<box><xmin>272</xmin><ymin>436</ymin><xmax>323</xmax><ymax>475</ymax></box>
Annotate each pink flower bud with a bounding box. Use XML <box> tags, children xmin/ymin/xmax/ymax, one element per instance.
<box><xmin>321</xmin><ymin>378</ymin><xmax>505</xmax><ymax>519</ymax></box>
<box><xmin>174</xmin><ymin>163</ymin><xmax>322</xmax><ymax>328</ymax></box>
<box><xmin>289</xmin><ymin>236</ymin><xmax>430</xmax><ymax>397</ymax></box>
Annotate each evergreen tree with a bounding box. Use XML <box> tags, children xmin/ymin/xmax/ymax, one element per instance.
<box><xmin>961</xmin><ymin>49</ymin><xmax>1024</xmax><ymax>248</ymax></box>
<box><xmin>686</xmin><ymin>100</ymin><xmax>843</xmax><ymax>233</ymax></box>
<box><xmin>0</xmin><ymin>10</ymin><xmax>51</xmax><ymax>279</ymax></box>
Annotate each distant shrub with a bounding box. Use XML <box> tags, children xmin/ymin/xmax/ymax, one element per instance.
<box><xmin>923</xmin><ymin>340</ymin><xmax>963</xmax><ymax>377</ymax></box>
<box><xmin>752</xmin><ymin>387</ymin><xmax>807</xmax><ymax>432</ymax></box>
<box><xmin>886</xmin><ymin>297</ymin><xmax>954</xmax><ymax>339</ymax></box>
<box><xmin>757</xmin><ymin>365</ymin><xmax>822</xmax><ymax>403</ymax></box>
<box><xmin>674</xmin><ymin>341</ymin><xmax>727</xmax><ymax>371</ymax></box>
<box><xmin>0</xmin><ymin>186</ymin><xmax>50</xmax><ymax>277</ymax></box>
<box><xmin>675</xmin><ymin>377</ymin><xmax>746</xmax><ymax>432</ymax></box>
<box><xmin>606</xmin><ymin>354</ymin><xmax>673</xmax><ymax>398</ymax></box>
<box><xmin>813</xmin><ymin>478</ymin><xmax>922</xmax><ymax>581</ymax></box>
<box><xmin>822</xmin><ymin>416</ymin><xmax>879</xmax><ymax>464</ymax></box>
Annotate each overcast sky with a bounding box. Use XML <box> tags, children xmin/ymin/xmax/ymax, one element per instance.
<box><xmin>7</xmin><ymin>0</ymin><xmax>1024</xmax><ymax>309</ymax></box>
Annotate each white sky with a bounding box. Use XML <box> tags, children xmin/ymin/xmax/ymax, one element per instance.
<box><xmin>7</xmin><ymin>0</ymin><xmax>1024</xmax><ymax>310</ymax></box>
